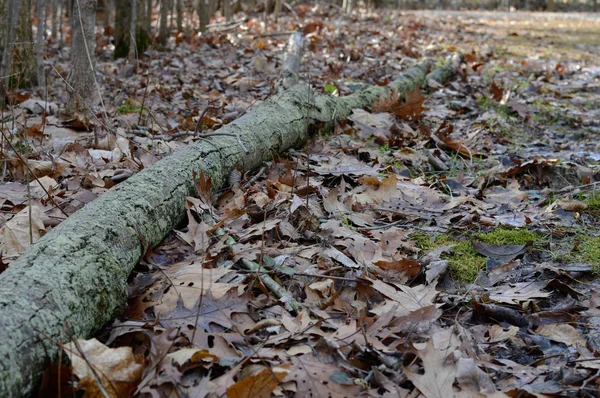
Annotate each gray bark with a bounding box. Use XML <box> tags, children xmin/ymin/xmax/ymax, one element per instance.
<box><xmin>35</xmin><ymin>0</ymin><xmax>46</xmax><ymax>92</ymax></box>
<box><xmin>13</xmin><ymin>0</ymin><xmax>37</xmax><ymax>88</ymax></box>
<box><xmin>0</xmin><ymin>0</ymin><xmax>8</xmax><ymax>86</ymax></box>
<box><xmin>66</xmin><ymin>0</ymin><xmax>97</xmax><ymax>113</ymax></box>
<box><xmin>158</xmin><ymin>0</ymin><xmax>168</xmax><ymax>45</ymax></box>
<box><xmin>197</xmin><ymin>0</ymin><xmax>208</xmax><ymax>32</ymax></box>
<box><xmin>51</xmin><ymin>0</ymin><xmax>58</xmax><ymax>37</ymax></box>
<box><xmin>1</xmin><ymin>0</ymin><xmax>20</xmax><ymax>90</ymax></box>
<box><xmin>0</xmin><ymin>51</ymin><xmax>461</xmax><ymax>396</ymax></box>
<box><xmin>130</xmin><ymin>0</ymin><xmax>137</xmax><ymax>56</ymax></box>
<box><xmin>176</xmin><ymin>0</ymin><xmax>183</xmax><ymax>31</ymax></box>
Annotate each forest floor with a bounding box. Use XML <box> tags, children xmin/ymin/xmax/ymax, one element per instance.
<box><xmin>2</xmin><ymin>6</ymin><xmax>600</xmax><ymax>397</ymax></box>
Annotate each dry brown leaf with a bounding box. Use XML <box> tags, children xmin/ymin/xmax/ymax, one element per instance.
<box><xmin>535</xmin><ymin>324</ymin><xmax>586</xmax><ymax>346</ymax></box>
<box><xmin>557</xmin><ymin>199</ymin><xmax>588</xmax><ymax>212</ymax></box>
<box><xmin>0</xmin><ymin>205</ymin><xmax>46</xmax><ymax>261</ymax></box>
<box><xmin>226</xmin><ymin>364</ymin><xmax>290</xmax><ymax>398</ymax></box>
<box><xmin>66</xmin><ymin>338</ymin><xmax>143</xmax><ymax>398</ymax></box>
<box><xmin>403</xmin><ymin>339</ymin><xmax>459</xmax><ymax>398</ymax></box>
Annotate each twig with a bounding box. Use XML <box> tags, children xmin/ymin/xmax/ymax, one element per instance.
<box><xmin>0</xmin><ymin>127</ymin><xmax>69</xmax><ymax>217</ymax></box>
<box><xmin>201</xmin><ymin>213</ymin><xmax>303</xmax><ymax>313</ymax></box>
<box><xmin>253</xmin><ymin>31</ymin><xmax>295</xmax><ymax>38</ymax></box>
<box><xmin>242</xmin><ymin>166</ymin><xmax>266</xmax><ymax>189</ymax></box>
<box><xmin>359</xmin><ymin>219</ymin><xmax>407</xmax><ymax>230</ymax></box>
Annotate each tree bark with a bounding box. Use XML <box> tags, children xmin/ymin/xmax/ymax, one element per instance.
<box><xmin>197</xmin><ymin>0</ymin><xmax>208</xmax><ymax>32</ymax></box>
<box><xmin>114</xmin><ymin>0</ymin><xmax>150</xmax><ymax>59</ymax></box>
<box><xmin>66</xmin><ymin>0</ymin><xmax>97</xmax><ymax>113</ymax></box>
<box><xmin>1</xmin><ymin>0</ymin><xmax>37</xmax><ymax>90</ymax></box>
<box><xmin>0</xmin><ymin>52</ymin><xmax>461</xmax><ymax>396</ymax></box>
<box><xmin>35</xmin><ymin>0</ymin><xmax>46</xmax><ymax>91</ymax></box>
<box><xmin>158</xmin><ymin>0</ymin><xmax>169</xmax><ymax>45</ymax></box>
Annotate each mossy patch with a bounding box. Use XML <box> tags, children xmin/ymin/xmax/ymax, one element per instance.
<box><xmin>568</xmin><ymin>235</ymin><xmax>600</xmax><ymax>274</ymax></box>
<box><xmin>117</xmin><ymin>100</ymin><xmax>144</xmax><ymax>115</ymax></box>
<box><xmin>443</xmin><ymin>241</ymin><xmax>485</xmax><ymax>283</ymax></box>
<box><xmin>411</xmin><ymin>227</ymin><xmax>542</xmax><ymax>283</ymax></box>
<box><xmin>474</xmin><ymin>227</ymin><xmax>540</xmax><ymax>245</ymax></box>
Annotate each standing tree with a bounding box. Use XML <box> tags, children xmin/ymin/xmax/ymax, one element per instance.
<box><xmin>66</xmin><ymin>0</ymin><xmax>98</xmax><ymax>113</ymax></box>
<box><xmin>114</xmin><ymin>0</ymin><xmax>151</xmax><ymax>58</ymax></box>
<box><xmin>35</xmin><ymin>0</ymin><xmax>46</xmax><ymax>91</ymax></box>
<box><xmin>158</xmin><ymin>0</ymin><xmax>169</xmax><ymax>45</ymax></box>
<box><xmin>197</xmin><ymin>0</ymin><xmax>208</xmax><ymax>32</ymax></box>
<box><xmin>1</xmin><ymin>0</ymin><xmax>38</xmax><ymax>91</ymax></box>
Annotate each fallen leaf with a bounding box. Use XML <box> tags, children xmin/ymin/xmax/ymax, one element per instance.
<box><xmin>66</xmin><ymin>338</ymin><xmax>143</xmax><ymax>398</ymax></box>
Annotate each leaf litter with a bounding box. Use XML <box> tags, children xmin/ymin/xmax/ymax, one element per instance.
<box><xmin>2</xmin><ymin>4</ymin><xmax>600</xmax><ymax>398</ymax></box>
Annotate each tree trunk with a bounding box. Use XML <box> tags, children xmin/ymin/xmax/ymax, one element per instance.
<box><xmin>114</xmin><ymin>0</ymin><xmax>149</xmax><ymax>59</ymax></box>
<box><xmin>51</xmin><ymin>0</ymin><xmax>59</xmax><ymax>37</ymax></box>
<box><xmin>197</xmin><ymin>0</ymin><xmax>208</xmax><ymax>32</ymax></box>
<box><xmin>158</xmin><ymin>0</ymin><xmax>168</xmax><ymax>45</ymax></box>
<box><xmin>176</xmin><ymin>0</ymin><xmax>182</xmax><ymax>31</ymax></box>
<box><xmin>223</xmin><ymin>0</ymin><xmax>232</xmax><ymax>22</ymax></box>
<box><xmin>66</xmin><ymin>0</ymin><xmax>97</xmax><ymax>113</ymax></box>
<box><xmin>130</xmin><ymin>0</ymin><xmax>137</xmax><ymax>56</ymax></box>
<box><xmin>0</xmin><ymin>52</ymin><xmax>461</xmax><ymax>396</ymax></box>
<box><xmin>273</xmin><ymin>0</ymin><xmax>280</xmax><ymax>21</ymax></box>
<box><xmin>1</xmin><ymin>0</ymin><xmax>38</xmax><ymax>91</ymax></box>
<box><xmin>113</xmin><ymin>0</ymin><xmax>130</xmax><ymax>57</ymax></box>
<box><xmin>35</xmin><ymin>0</ymin><xmax>46</xmax><ymax>92</ymax></box>
<box><xmin>12</xmin><ymin>0</ymin><xmax>38</xmax><ymax>88</ymax></box>
<box><xmin>146</xmin><ymin>0</ymin><xmax>152</xmax><ymax>33</ymax></box>
<box><xmin>0</xmin><ymin>0</ymin><xmax>8</xmax><ymax>90</ymax></box>
<box><xmin>58</xmin><ymin>0</ymin><xmax>64</xmax><ymax>45</ymax></box>
<box><xmin>135</xmin><ymin>0</ymin><xmax>150</xmax><ymax>54</ymax></box>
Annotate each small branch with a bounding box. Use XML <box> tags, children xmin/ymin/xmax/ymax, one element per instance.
<box><xmin>0</xmin><ymin>127</ymin><xmax>69</xmax><ymax>218</ymax></box>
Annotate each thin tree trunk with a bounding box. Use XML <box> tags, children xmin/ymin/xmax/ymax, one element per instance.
<box><xmin>223</xmin><ymin>0</ymin><xmax>232</xmax><ymax>21</ymax></box>
<box><xmin>0</xmin><ymin>0</ymin><xmax>8</xmax><ymax>92</ymax></box>
<box><xmin>51</xmin><ymin>0</ymin><xmax>59</xmax><ymax>37</ymax></box>
<box><xmin>36</xmin><ymin>0</ymin><xmax>46</xmax><ymax>92</ymax></box>
<box><xmin>136</xmin><ymin>0</ymin><xmax>150</xmax><ymax>53</ymax></box>
<box><xmin>158</xmin><ymin>0</ymin><xmax>169</xmax><ymax>45</ymax></box>
<box><xmin>274</xmin><ymin>0</ymin><xmax>280</xmax><ymax>21</ymax></box>
<box><xmin>114</xmin><ymin>0</ymin><xmax>131</xmax><ymax>57</ymax></box>
<box><xmin>146</xmin><ymin>0</ymin><xmax>152</xmax><ymax>34</ymax></box>
<box><xmin>197</xmin><ymin>0</ymin><xmax>208</xmax><ymax>32</ymax></box>
<box><xmin>11</xmin><ymin>0</ymin><xmax>38</xmax><ymax>88</ymax></box>
<box><xmin>130</xmin><ymin>0</ymin><xmax>137</xmax><ymax>56</ymax></box>
<box><xmin>66</xmin><ymin>0</ymin><xmax>97</xmax><ymax>113</ymax></box>
<box><xmin>176</xmin><ymin>0</ymin><xmax>183</xmax><ymax>31</ymax></box>
<box><xmin>58</xmin><ymin>0</ymin><xmax>65</xmax><ymax>47</ymax></box>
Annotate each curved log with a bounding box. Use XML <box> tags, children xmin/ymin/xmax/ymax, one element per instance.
<box><xmin>0</xmin><ymin>56</ymin><xmax>461</xmax><ymax>396</ymax></box>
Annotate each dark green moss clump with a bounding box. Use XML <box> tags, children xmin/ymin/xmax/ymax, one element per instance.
<box><xmin>474</xmin><ymin>227</ymin><xmax>540</xmax><ymax>245</ymax></box>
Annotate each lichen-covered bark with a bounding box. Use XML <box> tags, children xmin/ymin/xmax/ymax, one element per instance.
<box><xmin>0</xmin><ymin>58</ymin><xmax>460</xmax><ymax>397</ymax></box>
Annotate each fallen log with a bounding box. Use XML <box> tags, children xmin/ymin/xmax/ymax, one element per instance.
<box><xmin>0</xmin><ymin>53</ymin><xmax>461</xmax><ymax>396</ymax></box>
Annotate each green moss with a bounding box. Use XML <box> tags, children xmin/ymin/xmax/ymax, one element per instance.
<box><xmin>443</xmin><ymin>241</ymin><xmax>485</xmax><ymax>283</ymax></box>
<box><xmin>476</xmin><ymin>96</ymin><xmax>509</xmax><ymax>119</ymax></box>
<box><xmin>410</xmin><ymin>231</ymin><xmax>435</xmax><ymax>252</ymax></box>
<box><xmin>474</xmin><ymin>227</ymin><xmax>540</xmax><ymax>245</ymax></box>
<box><xmin>412</xmin><ymin>228</ymin><xmax>543</xmax><ymax>283</ymax></box>
<box><xmin>116</xmin><ymin>100</ymin><xmax>144</xmax><ymax>115</ymax></box>
<box><xmin>584</xmin><ymin>193</ymin><xmax>600</xmax><ymax>210</ymax></box>
<box><xmin>569</xmin><ymin>235</ymin><xmax>600</xmax><ymax>274</ymax></box>
<box><xmin>410</xmin><ymin>232</ymin><xmax>483</xmax><ymax>282</ymax></box>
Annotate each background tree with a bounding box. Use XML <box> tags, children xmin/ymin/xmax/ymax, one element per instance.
<box><xmin>35</xmin><ymin>0</ymin><xmax>46</xmax><ymax>91</ymax></box>
<box><xmin>159</xmin><ymin>0</ymin><xmax>169</xmax><ymax>45</ymax></box>
<box><xmin>1</xmin><ymin>0</ymin><xmax>37</xmax><ymax>90</ymax></box>
<box><xmin>66</xmin><ymin>0</ymin><xmax>98</xmax><ymax>113</ymax></box>
<box><xmin>114</xmin><ymin>0</ymin><xmax>151</xmax><ymax>59</ymax></box>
